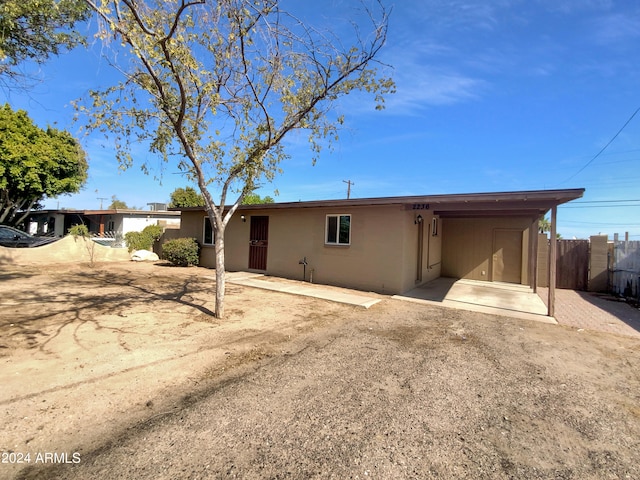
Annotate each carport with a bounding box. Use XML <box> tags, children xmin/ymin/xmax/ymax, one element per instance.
<box><xmin>423</xmin><ymin>188</ymin><xmax>585</xmax><ymax>317</ymax></box>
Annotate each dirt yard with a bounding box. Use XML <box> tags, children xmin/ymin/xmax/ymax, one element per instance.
<box><xmin>1</xmin><ymin>262</ymin><xmax>639</xmax><ymax>479</ymax></box>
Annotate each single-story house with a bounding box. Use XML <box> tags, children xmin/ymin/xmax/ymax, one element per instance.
<box><xmin>26</xmin><ymin>208</ymin><xmax>181</xmax><ymax>238</ymax></box>
<box><xmin>176</xmin><ymin>188</ymin><xmax>584</xmax><ymax>298</ymax></box>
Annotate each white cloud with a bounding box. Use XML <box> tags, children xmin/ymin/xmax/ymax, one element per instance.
<box><xmin>378</xmin><ymin>41</ymin><xmax>486</xmax><ymax>113</ymax></box>
<box><xmin>328</xmin><ymin>61</ymin><xmax>483</xmax><ymax>116</ymax></box>
<box><xmin>391</xmin><ymin>69</ymin><xmax>483</xmax><ymax>111</ymax></box>
<box><xmin>538</xmin><ymin>0</ymin><xmax>613</xmax><ymax>15</ymax></box>
<box><xmin>592</xmin><ymin>12</ymin><xmax>640</xmax><ymax>45</ymax></box>
<box><xmin>403</xmin><ymin>0</ymin><xmax>516</xmax><ymax>33</ymax></box>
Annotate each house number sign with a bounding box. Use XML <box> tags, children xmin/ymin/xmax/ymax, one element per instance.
<box><xmin>412</xmin><ymin>203</ymin><xmax>430</xmax><ymax>210</ymax></box>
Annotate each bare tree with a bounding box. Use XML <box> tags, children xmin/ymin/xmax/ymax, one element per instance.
<box><xmin>77</xmin><ymin>0</ymin><xmax>394</xmax><ymax>318</ymax></box>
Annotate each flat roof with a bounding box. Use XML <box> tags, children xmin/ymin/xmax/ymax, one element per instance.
<box><xmin>28</xmin><ymin>209</ymin><xmax>180</xmax><ymax>216</ymax></box>
<box><xmin>175</xmin><ymin>188</ymin><xmax>585</xmax><ymax>217</ymax></box>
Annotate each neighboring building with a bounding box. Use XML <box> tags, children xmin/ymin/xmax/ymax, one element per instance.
<box><xmin>176</xmin><ymin>188</ymin><xmax>584</xmax><ymax>295</ymax></box>
<box><xmin>26</xmin><ymin>208</ymin><xmax>181</xmax><ymax>239</ymax></box>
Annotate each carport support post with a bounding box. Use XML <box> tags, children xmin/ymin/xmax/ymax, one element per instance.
<box><xmin>529</xmin><ymin>216</ymin><xmax>539</xmax><ymax>293</ymax></box>
<box><xmin>548</xmin><ymin>206</ymin><xmax>557</xmax><ymax>317</ymax></box>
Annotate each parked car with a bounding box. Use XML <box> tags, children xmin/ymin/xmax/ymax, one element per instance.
<box><xmin>0</xmin><ymin>225</ymin><xmax>59</xmax><ymax>248</ymax></box>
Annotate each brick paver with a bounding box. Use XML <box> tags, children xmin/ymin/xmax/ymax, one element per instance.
<box><xmin>538</xmin><ymin>287</ymin><xmax>640</xmax><ymax>338</ymax></box>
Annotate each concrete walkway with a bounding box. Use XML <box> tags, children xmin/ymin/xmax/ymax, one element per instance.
<box><xmin>223</xmin><ymin>272</ymin><xmax>640</xmax><ymax>338</ymax></box>
<box><xmin>223</xmin><ymin>272</ymin><xmax>382</xmax><ymax>309</ymax></box>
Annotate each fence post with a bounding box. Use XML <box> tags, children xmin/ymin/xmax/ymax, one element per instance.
<box><xmin>625</xmin><ymin>231</ymin><xmax>629</xmax><ymax>254</ymax></box>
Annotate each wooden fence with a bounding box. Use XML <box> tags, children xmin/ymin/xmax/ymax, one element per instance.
<box><xmin>556</xmin><ymin>239</ymin><xmax>589</xmax><ymax>290</ymax></box>
<box><xmin>537</xmin><ymin>234</ymin><xmax>640</xmax><ymax>296</ymax></box>
<box><xmin>537</xmin><ymin>235</ymin><xmax>610</xmax><ymax>292</ymax></box>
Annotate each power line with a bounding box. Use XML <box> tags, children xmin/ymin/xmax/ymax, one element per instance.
<box><xmin>561</xmin><ymin>220</ymin><xmax>640</xmax><ymax>226</ymax></box>
<box><xmin>557</xmin><ymin>106</ymin><xmax>640</xmax><ymax>185</ymax></box>
<box><xmin>571</xmin><ymin>199</ymin><xmax>640</xmax><ymax>203</ymax></box>
<box><xmin>561</xmin><ymin>204</ymin><xmax>640</xmax><ymax>208</ymax></box>
<box><xmin>560</xmin><ymin>199</ymin><xmax>640</xmax><ymax>208</ymax></box>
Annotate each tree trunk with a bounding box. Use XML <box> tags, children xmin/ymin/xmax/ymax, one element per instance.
<box><xmin>13</xmin><ymin>198</ymin><xmax>37</xmax><ymax>228</ymax></box>
<box><xmin>214</xmin><ymin>228</ymin><xmax>226</xmax><ymax>318</ymax></box>
<box><xmin>205</xmin><ymin>193</ymin><xmax>243</xmax><ymax>319</ymax></box>
<box><xmin>0</xmin><ymin>205</ymin><xmax>10</xmax><ymax>224</ymax></box>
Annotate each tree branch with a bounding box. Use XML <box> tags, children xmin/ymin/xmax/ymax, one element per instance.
<box><xmin>121</xmin><ymin>0</ymin><xmax>158</xmax><ymax>36</ymax></box>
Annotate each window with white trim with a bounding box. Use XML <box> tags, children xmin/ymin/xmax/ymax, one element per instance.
<box><xmin>325</xmin><ymin>214</ymin><xmax>351</xmax><ymax>245</ymax></box>
<box><xmin>203</xmin><ymin>217</ymin><xmax>214</xmax><ymax>245</ymax></box>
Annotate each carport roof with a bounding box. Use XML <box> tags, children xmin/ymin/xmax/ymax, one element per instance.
<box><xmin>175</xmin><ymin>188</ymin><xmax>585</xmax><ymax>216</ymax></box>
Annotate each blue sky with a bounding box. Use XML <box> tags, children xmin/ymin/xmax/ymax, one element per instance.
<box><xmin>2</xmin><ymin>0</ymin><xmax>640</xmax><ymax>239</ymax></box>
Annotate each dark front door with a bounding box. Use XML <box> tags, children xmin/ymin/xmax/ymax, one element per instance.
<box><xmin>249</xmin><ymin>216</ymin><xmax>269</xmax><ymax>270</ymax></box>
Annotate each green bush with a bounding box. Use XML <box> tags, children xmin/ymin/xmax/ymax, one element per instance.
<box><xmin>124</xmin><ymin>231</ymin><xmax>147</xmax><ymax>252</ymax></box>
<box><xmin>162</xmin><ymin>238</ymin><xmax>200</xmax><ymax>266</ymax></box>
<box><xmin>68</xmin><ymin>224</ymin><xmax>89</xmax><ymax>237</ymax></box>
<box><xmin>124</xmin><ymin>224</ymin><xmax>164</xmax><ymax>252</ymax></box>
<box><xmin>142</xmin><ymin>224</ymin><xmax>163</xmax><ymax>242</ymax></box>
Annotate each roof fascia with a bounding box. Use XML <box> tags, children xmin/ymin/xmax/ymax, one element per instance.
<box><xmin>171</xmin><ymin>188</ymin><xmax>585</xmax><ymax>212</ymax></box>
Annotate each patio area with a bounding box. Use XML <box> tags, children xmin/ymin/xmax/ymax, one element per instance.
<box><xmin>396</xmin><ymin>277</ymin><xmax>640</xmax><ymax>338</ymax></box>
<box><xmin>537</xmin><ymin>287</ymin><xmax>640</xmax><ymax>338</ymax></box>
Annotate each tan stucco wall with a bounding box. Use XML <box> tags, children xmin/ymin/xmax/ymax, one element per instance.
<box><xmin>181</xmin><ymin>205</ymin><xmax>441</xmax><ymax>294</ymax></box>
<box><xmin>537</xmin><ymin>233</ymin><xmax>549</xmax><ymax>287</ymax></box>
<box><xmin>247</xmin><ymin>205</ymin><xmax>405</xmax><ymax>294</ymax></box>
<box><xmin>400</xmin><ymin>211</ymin><xmax>442</xmax><ymax>292</ymax></box>
<box><xmin>177</xmin><ymin>210</ymin><xmax>206</xmax><ymax>242</ymax></box>
<box><xmin>441</xmin><ymin>217</ymin><xmax>533</xmax><ymax>284</ymax></box>
<box><xmin>0</xmin><ymin>235</ymin><xmax>130</xmax><ymax>266</ymax></box>
<box><xmin>588</xmin><ymin>235</ymin><xmax>610</xmax><ymax>292</ymax></box>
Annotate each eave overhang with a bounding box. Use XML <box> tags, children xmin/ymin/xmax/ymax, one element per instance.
<box><xmin>172</xmin><ymin>188</ymin><xmax>585</xmax><ymax>217</ymax></box>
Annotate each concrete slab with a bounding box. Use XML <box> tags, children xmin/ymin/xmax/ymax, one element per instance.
<box><xmin>220</xmin><ymin>272</ymin><xmax>382</xmax><ymax>309</ymax></box>
<box><xmin>394</xmin><ymin>277</ymin><xmax>556</xmax><ymax>324</ymax></box>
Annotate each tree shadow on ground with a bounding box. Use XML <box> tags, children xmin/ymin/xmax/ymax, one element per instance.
<box><xmin>0</xmin><ymin>266</ymin><xmax>222</xmax><ymax>355</ymax></box>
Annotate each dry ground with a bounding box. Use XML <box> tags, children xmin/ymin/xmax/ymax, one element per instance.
<box><xmin>1</xmin><ymin>262</ymin><xmax>639</xmax><ymax>479</ymax></box>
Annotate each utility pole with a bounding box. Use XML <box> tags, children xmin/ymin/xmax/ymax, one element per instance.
<box><xmin>343</xmin><ymin>180</ymin><xmax>354</xmax><ymax>199</ymax></box>
<box><xmin>97</xmin><ymin>197</ymin><xmax>108</xmax><ymax>209</ymax></box>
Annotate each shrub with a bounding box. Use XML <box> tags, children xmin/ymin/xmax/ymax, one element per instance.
<box><xmin>124</xmin><ymin>231</ymin><xmax>147</xmax><ymax>252</ymax></box>
<box><xmin>142</xmin><ymin>224</ymin><xmax>163</xmax><ymax>242</ymax></box>
<box><xmin>68</xmin><ymin>224</ymin><xmax>89</xmax><ymax>237</ymax></box>
<box><xmin>124</xmin><ymin>224</ymin><xmax>164</xmax><ymax>252</ymax></box>
<box><xmin>162</xmin><ymin>238</ymin><xmax>200</xmax><ymax>266</ymax></box>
